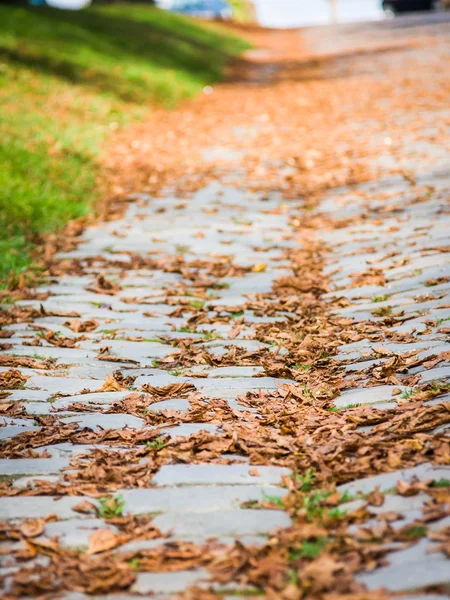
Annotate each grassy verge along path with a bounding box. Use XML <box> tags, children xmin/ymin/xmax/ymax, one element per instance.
<box><xmin>0</xmin><ymin>3</ymin><xmax>249</xmax><ymax>287</ymax></box>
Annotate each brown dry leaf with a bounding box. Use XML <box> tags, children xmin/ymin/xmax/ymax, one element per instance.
<box><xmin>367</xmin><ymin>487</ymin><xmax>384</xmax><ymax>507</ymax></box>
<box><xmin>324</xmin><ymin>492</ymin><xmax>342</xmax><ymax>507</ymax></box>
<box><xmin>249</xmin><ymin>468</ymin><xmax>260</xmax><ymax>477</ymax></box>
<box><xmin>302</xmin><ymin>554</ymin><xmax>344</xmax><ymax>589</ymax></box>
<box><xmin>97</xmin><ymin>373</ymin><xmax>127</xmax><ymax>393</ymax></box>
<box><xmin>396</xmin><ymin>480</ymin><xmax>416</xmax><ymax>496</ymax></box>
<box><xmin>97</xmin><ymin>354</ymin><xmax>140</xmax><ymax>365</ymax></box>
<box><xmin>141</xmin><ymin>382</ymin><xmax>196</xmax><ymax>398</ymax></box>
<box><xmin>65</xmin><ymin>319</ymin><xmax>99</xmax><ymax>333</ymax></box>
<box><xmin>0</xmin><ymin>355</ymin><xmax>49</xmax><ymax>370</ymax></box>
<box><xmin>19</xmin><ymin>518</ymin><xmax>46</xmax><ymax>538</ymax></box>
<box><xmin>72</xmin><ymin>500</ymin><xmax>97</xmax><ymax>514</ymax></box>
<box><xmin>0</xmin><ymin>369</ymin><xmax>28</xmax><ymax>390</ymax></box>
<box><xmin>86</xmin><ymin>275</ymin><xmax>122</xmax><ymax>296</ymax></box>
<box><xmin>373</xmin><ymin>347</ymin><xmax>393</xmax><ymax>357</ymax></box>
<box><xmin>87</xmin><ymin>529</ymin><xmax>122</xmax><ymax>555</ymax></box>
<box><xmin>377</xmin><ymin>511</ymin><xmax>402</xmax><ymax>522</ymax></box>
<box><xmin>229</xmin><ymin>325</ymin><xmax>242</xmax><ymax>340</ymax></box>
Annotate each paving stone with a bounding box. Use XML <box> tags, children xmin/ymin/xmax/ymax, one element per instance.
<box><xmin>337</xmin><ymin>340</ymin><xmax>443</xmax><ymax>359</ymax></box>
<box><xmin>338</xmin><ymin>464</ymin><xmax>450</xmax><ymax>495</ymax></box>
<box><xmin>418</xmin><ymin>365</ymin><xmax>450</xmax><ymax>382</ymax></box>
<box><xmin>195</xmin><ymin>377</ymin><xmax>293</xmax><ymax>400</ymax></box>
<box><xmin>0</xmin><ymin>496</ymin><xmax>87</xmax><ymax>520</ymax></box>
<box><xmin>147</xmin><ymin>398</ymin><xmax>190</xmax><ymax>413</ymax></box>
<box><xmin>0</xmin><ymin>426</ymin><xmax>39</xmax><ymax>440</ymax></box>
<box><xmin>6</xmin><ymin>346</ymin><xmax>97</xmax><ymax>362</ymax></box>
<box><xmin>77</xmin><ymin>339</ymin><xmax>174</xmax><ymax>360</ymax></box>
<box><xmin>153</xmin><ymin>508</ymin><xmax>290</xmax><ymax>539</ymax></box>
<box><xmin>333</xmin><ymin>385</ymin><xmax>405</xmax><ymax>408</ymax></box>
<box><xmin>118</xmin><ymin>485</ymin><xmax>286</xmax><ymax>514</ymax></box>
<box><xmin>116</xmin><ymin>539</ymin><xmax>166</xmax><ymax>553</ymax></box>
<box><xmin>131</xmin><ymin>569</ymin><xmax>209</xmax><ymax>594</ymax></box>
<box><xmin>25</xmin><ymin>402</ymin><xmax>65</xmax><ymax>416</ymax></box>
<box><xmin>38</xmin><ymin>519</ymin><xmax>119</xmax><ymax>549</ymax></box>
<box><xmin>13</xmin><ymin>475</ymin><xmax>60</xmax><ymax>489</ymax></box>
<box><xmin>60</xmin><ymin>414</ymin><xmax>146</xmax><ymax>430</ymax></box>
<box><xmin>357</xmin><ymin>539</ymin><xmax>450</xmax><ymax>592</ymax></box>
<box><xmin>342</xmin><ymin>493</ymin><xmax>428</xmax><ymax>517</ymax></box>
<box><xmin>152</xmin><ymin>464</ymin><xmax>291</xmax><ymax>486</ymax></box>
<box><xmin>0</xmin><ymin>458</ymin><xmax>70</xmax><ymax>477</ymax></box>
<box><xmin>25</xmin><ymin>375</ymin><xmax>98</xmax><ymax>395</ymax></box>
<box><xmin>345</xmin><ymin>358</ymin><xmax>384</xmax><ymax>372</ymax></box>
<box><xmin>188</xmin><ymin>366</ymin><xmax>264</xmax><ymax>378</ymax></box>
<box><xmin>0</xmin><ymin>417</ymin><xmax>36</xmax><ymax>427</ymax></box>
<box><xmin>1</xmin><ymin>390</ymin><xmax>51</xmax><ymax>402</ymax></box>
<box><xmin>36</xmin><ymin>443</ymin><xmax>115</xmax><ymax>459</ymax></box>
<box><xmin>52</xmin><ymin>391</ymin><xmax>130</xmax><ymax>409</ymax></box>
<box><xmin>204</xmin><ymin>340</ymin><xmax>271</xmax><ymax>357</ymax></box>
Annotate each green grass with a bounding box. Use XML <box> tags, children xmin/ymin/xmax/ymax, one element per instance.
<box><xmin>294</xmin><ymin>468</ymin><xmax>316</xmax><ymax>493</ymax></box>
<box><xmin>177</xmin><ymin>326</ymin><xmax>197</xmax><ymax>333</ymax></box>
<box><xmin>327</xmin><ymin>403</ymin><xmax>362</xmax><ymax>413</ymax></box>
<box><xmin>0</xmin><ymin>3</ymin><xmax>250</xmax><ymax>286</ymax></box>
<box><xmin>97</xmin><ymin>494</ymin><xmax>125</xmax><ymax>518</ymax></box>
<box><xmin>262</xmin><ymin>492</ymin><xmax>286</xmax><ymax>508</ymax></box>
<box><xmin>168</xmin><ymin>369</ymin><xmax>183</xmax><ymax>377</ymax></box>
<box><xmin>432</xmin><ymin>478</ymin><xmax>450</xmax><ymax>488</ymax></box>
<box><xmin>299</xmin><ymin>537</ymin><xmax>329</xmax><ymax>559</ymax></box>
<box><xmin>146</xmin><ymin>436</ymin><xmax>167</xmax><ymax>451</ymax></box>
<box><xmin>188</xmin><ymin>300</ymin><xmax>205</xmax><ymax>310</ymax></box>
<box><xmin>404</xmin><ymin>525</ymin><xmax>427</xmax><ymax>539</ymax></box>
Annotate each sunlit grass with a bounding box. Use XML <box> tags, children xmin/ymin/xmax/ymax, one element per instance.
<box><xmin>0</xmin><ymin>3</ymin><xmax>250</xmax><ymax>286</ymax></box>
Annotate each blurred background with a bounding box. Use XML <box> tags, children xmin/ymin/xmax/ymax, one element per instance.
<box><xmin>5</xmin><ymin>0</ymin><xmax>449</xmax><ymax>24</ymax></box>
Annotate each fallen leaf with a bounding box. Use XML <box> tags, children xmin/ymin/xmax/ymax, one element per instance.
<box><xmin>367</xmin><ymin>487</ymin><xmax>384</xmax><ymax>507</ymax></box>
<box><xmin>97</xmin><ymin>373</ymin><xmax>127</xmax><ymax>393</ymax></box>
<box><xmin>72</xmin><ymin>500</ymin><xmax>97</xmax><ymax>514</ymax></box>
<box><xmin>19</xmin><ymin>518</ymin><xmax>46</xmax><ymax>538</ymax></box>
<box><xmin>87</xmin><ymin>529</ymin><xmax>121</xmax><ymax>555</ymax></box>
<box><xmin>252</xmin><ymin>263</ymin><xmax>267</xmax><ymax>273</ymax></box>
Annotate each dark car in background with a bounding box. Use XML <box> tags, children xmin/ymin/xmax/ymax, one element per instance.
<box><xmin>170</xmin><ymin>0</ymin><xmax>232</xmax><ymax>20</ymax></box>
<box><xmin>381</xmin><ymin>0</ymin><xmax>434</xmax><ymax>15</ymax></box>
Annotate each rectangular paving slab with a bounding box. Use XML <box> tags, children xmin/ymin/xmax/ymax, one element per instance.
<box><xmin>151</xmin><ymin>464</ymin><xmax>291</xmax><ymax>487</ymax></box>
<box><xmin>131</xmin><ymin>569</ymin><xmax>209</xmax><ymax>594</ymax></box>
<box><xmin>338</xmin><ymin>463</ymin><xmax>450</xmax><ymax>495</ymax></box>
<box><xmin>153</xmin><ymin>508</ymin><xmax>291</xmax><ymax>539</ymax></box>
<box><xmin>357</xmin><ymin>539</ymin><xmax>450</xmax><ymax>592</ymax></box>
<box><xmin>0</xmin><ymin>458</ymin><xmax>70</xmax><ymax>477</ymax></box>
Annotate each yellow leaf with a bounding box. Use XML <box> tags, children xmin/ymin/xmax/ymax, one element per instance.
<box><xmin>252</xmin><ymin>263</ymin><xmax>267</xmax><ymax>273</ymax></box>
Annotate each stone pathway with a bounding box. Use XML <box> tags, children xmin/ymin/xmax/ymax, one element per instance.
<box><xmin>1</xmin><ymin>14</ymin><xmax>450</xmax><ymax>600</ymax></box>
<box><xmin>1</xmin><ymin>185</ymin><xmax>298</xmax><ymax>595</ymax></box>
